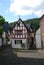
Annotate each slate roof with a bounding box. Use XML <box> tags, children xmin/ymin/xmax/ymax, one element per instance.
<box><xmin>25</xmin><ymin>24</ymin><xmax>32</xmax><ymax>32</ymax></box>
<box><xmin>3</xmin><ymin>22</ymin><xmax>9</xmax><ymax>33</ymax></box>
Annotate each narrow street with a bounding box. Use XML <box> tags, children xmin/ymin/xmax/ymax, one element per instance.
<box><xmin>0</xmin><ymin>49</ymin><xmax>44</xmax><ymax>65</ymax></box>
<box><xmin>0</xmin><ymin>53</ymin><xmax>44</xmax><ymax>65</ymax></box>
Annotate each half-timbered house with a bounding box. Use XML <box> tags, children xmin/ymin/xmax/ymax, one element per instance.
<box><xmin>0</xmin><ymin>18</ymin><xmax>35</xmax><ymax>49</ymax></box>
<box><xmin>10</xmin><ymin>18</ymin><xmax>32</xmax><ymax>49</ymax></box>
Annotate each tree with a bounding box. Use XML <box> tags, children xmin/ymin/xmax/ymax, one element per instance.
<box><xmin>0</xmin><ymin>15</ymin><xmax>5</xmax><ymax>26</ymax></box>
<box><xmin>0</xmin><ymin>26</ymin><xmax>4</xmax><ymax>37</ymax></box>
<box><xmin>0</xmin><ymin>15</ymin><xmax>5</xmax><ymax>37</ymax></box>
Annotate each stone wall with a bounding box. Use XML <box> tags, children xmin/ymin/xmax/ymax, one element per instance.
<box><xmin>40</xmin><ymin>15</ymin><xmax>44</xmax><ymax>46</ymax></box>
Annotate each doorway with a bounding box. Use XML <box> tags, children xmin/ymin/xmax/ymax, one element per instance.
<box><xmin>30</xmin><ymin>37</ymin><xmax>35</xmax><ymax>49</ymax></box>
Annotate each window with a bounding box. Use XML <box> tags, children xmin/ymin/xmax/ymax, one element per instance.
<box><xmin>17</xmin><ymin>22</ymin><xmax>20</xmax><ymax>27</ymax></box>
<box><xmin>15</xmin><ymin>30</ymin><xmax>22</xmax><ymax>35</ymax></box>
<box><xmin>17</xmin><ymin>30</ymin><xmax>22</xmax><ymax>35</ymax></box>
<box><xmin>15</xmin><ymin>40</ymin><xmax>22</xmax><ymax>44</ymax></box>
<box><xmin>15</xmin><ymin>40</ymin><xmax>16</xmax><ymax>44</ymax></box>
<box><xmin>20</xmin><ymin>40</ymin><xmax>22</xmax><ymax>44</ymax></box>
<box><xmin>23</xmin><ymin>35</ymin><xmax>25</xmax><ymax>38</ymax></box>
<box><xmin>20</xmin><ymin>35</ymin><xmax>22</xmax><ymax>38</ymax></box>
<box><xmin>15</xmin><ymin>35</ymin><xmax>17</xmax><ymax>38</ymax></box>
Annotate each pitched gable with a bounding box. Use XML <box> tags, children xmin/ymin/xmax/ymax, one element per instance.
<box><xmin>12</xmin><ymin>18</ymin><xmax>30</xmax><ymax>39</ymax></box>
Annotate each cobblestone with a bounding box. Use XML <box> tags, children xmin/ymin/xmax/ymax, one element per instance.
<box><xmin>0</xmin><ymin>53</ymin><xmax>44</xmax><ymax>65</ymax></box>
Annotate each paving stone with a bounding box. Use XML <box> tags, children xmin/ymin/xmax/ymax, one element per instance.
<box><xmin>0</xmin><ymin>48</ymin><xmax>44</xmax><ymax>65</ymax></box>
<box><xmin>0</xmin><ymin>54</ymin><xmax>44</xmax><ymax>65</ymax></box>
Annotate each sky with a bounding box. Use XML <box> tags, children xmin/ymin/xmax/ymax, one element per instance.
<box><xmin>0</xmin><ymin>0</ymin><xmax>44</xmax><ymax>23</ymax></box>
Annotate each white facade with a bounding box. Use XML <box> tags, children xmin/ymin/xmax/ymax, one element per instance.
<box><xmin>0</xmin><ymin>32</ymin><xmax>6</xmax><ymax>47</ymax></box>
<box><xmin>11</xmin><ymin>18</ymin><xmax>30</xmax><ymax>49</ymax></box>
<box><xmin>35</xmin><ymin>28</ymin><xmax>41</xmax><ymax>48</ymax></box>
<box><xmin>11</xmin><ymin>39</ymin><xmax>28</xmax><ymax>49</ymax></box>
<box><xmin>2</xmin><ymin>32</ymin><xmax>6</xmax><ymax>38</ymax></box>
<box><xmin>2</xmin><ymin>32</ymin><xmax>6</xmax><ymax>45</ymax></box>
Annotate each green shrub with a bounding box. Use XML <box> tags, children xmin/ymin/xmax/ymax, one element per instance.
<box><xmin>21</xmin><ymin>43</ymin><xmax>25</xmax><ymax>49</ymax></box>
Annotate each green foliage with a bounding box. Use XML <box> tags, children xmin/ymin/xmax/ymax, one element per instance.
<box><xmin>0</xmin><ymin>15</ymin><xmax>5</xmax><ymax>37</ymax></box>
<box><xmin>21</xmin><ymin>43</ymin><xmax>25</xmax><ymax>49</ymax></box>
<box><xmin>10</xmin><ymin>21</ymin><xmax>16</xmax><ymax>25</ymax></box>
<box><xmin>0</xmin><ymin>15</ymin><xmax>5</xmax><ymax>26</ymax></box>
<box><xmin>10</xmin><ymin>18</ymin><xmax>39</xmax><ymax>32</ymax></box>
<box><xmin>24</xmin><ymin>18</ymin><xmax>39</xmax><ymax>31</ymax></box>
<box><xmin>42</xmin><ymin>46</ymin><xmax>44</xmax><ymax>49</ymax></box>
<box><xmin>0</xmin><ymin>26</ymin><xmax>4</xmax><ymax>37</ymax></box>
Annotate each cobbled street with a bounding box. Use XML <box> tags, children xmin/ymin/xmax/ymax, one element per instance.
<box><xmin>0</xmin><ymin>49</ymin><xmax>44</xmax><ymax>65</ymax></box>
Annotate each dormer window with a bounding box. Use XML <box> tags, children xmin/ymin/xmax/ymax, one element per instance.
<box><xmin>17</xmin><ymin>22</ymin><xmax>20</xmax><ymax>27</ymax></box>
